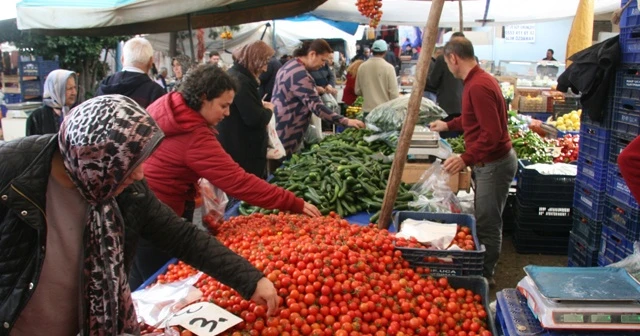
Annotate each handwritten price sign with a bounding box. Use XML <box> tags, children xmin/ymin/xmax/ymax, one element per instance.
<box><xmin>167</xmin><ymin>302</ymin><xmax>242</xmax><ymax>335</ymax></box>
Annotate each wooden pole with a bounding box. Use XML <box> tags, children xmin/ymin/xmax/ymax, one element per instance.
<box><xmin>378</xmin><ymin>0</ymin><xmax>446</xmax><ymax>229</ymax></box>
<box><xmin>459</xmin><ymin>0</ymin><xmax>464</xmax><ymax>33</ymax></box>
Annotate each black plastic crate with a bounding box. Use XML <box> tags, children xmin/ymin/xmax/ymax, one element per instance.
<box><xmin>571</xmin><ymin>208</ymin><xmax>604</xmax><ymax>248</ymax></box>
<box><xmin>502</xmin><ymin>192</ymin><xmax>516</xmax><ymax>234</ymax></box>
<box><xmin>606</xmin><ymin>164</ymin><xmax>640</xmax><ymax>209</ymax></box>
<box><xmin>552</xmin><ymin>97</ymin><xmax>581</xmax><ymax>119</ymax></box>
<box><xmin>513</xmin><ymin>220</ymin><xmax>570</xmax><ymax>255</ymax></box>
<box><xmin>515</xmin><ymin>195</ymin><xmax>573</xmax><ymax>227</ymax></box>
<box><xmin>609</xmin><ymin>134</ymin><xmax>632</xmax><ymax>164</ymax></box>
<box><xmin>516</xmin><ymin>160</ymin><xmax>576</xmax><ymax>196</ymax></box>
<box><xmin>20</xmin><ymin>80</ymin><xmax>42</xmax><ymax>97</ymax></box>
<box><xmin>447</xmin><ymin>276</ymin><xmax>498</xmax><ymax>336</ymax></box>
<box><xmin>604</xmin><ymin>196</ymin><xmax>640</xmax><ymax>241</ymax></box>
<box><xmin>576</xmin><ymin>152</ymin><xmax>609</xmax><ymax>190</ymax></box>
<box><xmin>393</xmin><ymin>212</ymin><xmax>484</xmax><ymax>276</ymax></box>
<box><xmin>573</xmin><ymin>177</ymin><xmax>607</xmax><ymax>221</ymax></box>
<box><xmin>567</xmin><ymin>231</ymin><xmax>599</xmax><ymax>267</ymax></box>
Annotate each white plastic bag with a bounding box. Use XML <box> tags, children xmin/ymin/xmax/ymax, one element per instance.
<box><xmin>408</xmin><ymin>160</ymin><xmax>462</xmax><ymax>213</ymax></box>
<box><xmin>266</xmin><ymin>114</ymin><xmax>285</xmax><ymax>160</ymax></box>
<box><xmin>199</xmin><ymin>179</ymin><xmax>228</xmax><ymax>235</ymax></box>
<box><xmin>304</xmin><ymin>114</ymin><xmax>324</xmax><ymax>145</ymax></box>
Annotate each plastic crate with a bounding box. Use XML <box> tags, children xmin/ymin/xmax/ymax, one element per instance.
<box><xmin>579</xmin><ymin>123</ymin><xmax>611</xmax><ymax>160</ymax></box>
<box><xmin>609</xmin><ymin>135</ymin><xmax>632</xmax><ymax>165</ymax></box>
<box><xmin>567</xmin><ymin>231</ymin><xmax>599</xmax><ymax>267</ymax></box>
<box><xmin>447</xmin><ymin>276</ymin><xmax>498</xmax><ymax>336</ymax></box>
<box><xmin>556</xmin><ymin>130</ymin><xmax>580</xmax><ymax>138</ymax></box>
<box><xmin>612</xmin><ymin>98</ymin><xmax>640</xmax><ymax>140</ymax></box>
<box><xmin>614</xmin><ymin>65</ymin><xmax>640</xmax><ymax>101</ymax></box>
<box><xmin>20</xmin><ymin>80</ymin><xmax>42</xmax><ymax>97</ymax></box>
<box><xmin>572</xmin><ymin>177</ymin><xmax>607</xmax><ymax>221</ymax></box>
<box><xmin>620</xmin><ymin>26</ymin><xmax>640</xmax><ymax>63</ymax></box>
<box><xmin>19</xmin><ymin>60</ymin><xmax>59</xmax><ymax>78</ymax></box>
<box><xmin>515</xmin><ymin>194</ymin><xmax>573</xmax><ymax>223</ymax></box>
<box><xmin>570</xmin><ymin>208</ymin><xmax>603</xmax><ymax>248</ymax></box>
<box><xmin>621</xmin><ymin>0</ymin><xmax>640</xmax><ymax>28</ymax></box>
<box><xmin>598</xmin><ymin>253</ymin><xmax>615</xmax><ymax>267</ymax></box>
<box><xmin>495</xmin><ymin>289</ymin><xmax>640</xmax><ymax>336</ymax></box>
<box><xmin>604</xmin><ymin>196</ymin><xmax>640</xmax><ymax>241</ymax></box>
<box><xmin>600</xmin><ymin>222</ymin><xmax>634</xmax><ymax>263</ymax></box>
<box><xmin>606</xmin><ymin>164</ymin><xmax>640</xmax><ymax>209</ymax></box>
<box><xmin>3</xmin><ymin>93</ymin><xmax>22</xmax><ymax>104</ymax></box>
<box><xmin>516</xmin><ymin>160</ymin><xmax>576</xmax><ymax>196</ymax></box>
<box><xmin>393</xmin><ymin>212</ymin><xmax>484</xmax><ymax>276</ymax></box>
<box><xmin>513</xmin><ymin>220</ymin><xmax>571</xmax><ymax>255</ymax></box>
<box><xmin>576</xmin><ymin>152</ymin><xmax>609</xmax><ymax>190</ymax></box>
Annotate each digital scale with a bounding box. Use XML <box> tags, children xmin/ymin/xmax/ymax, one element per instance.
<box><xmin>407</xmin><ymin>126</ymin><xmax>442</xmax><ymax>161</ymax></box>
<box><xmin>516</xmin><ymin>266</ymin><xmax>640</xmax><ymax>331</ymax></box>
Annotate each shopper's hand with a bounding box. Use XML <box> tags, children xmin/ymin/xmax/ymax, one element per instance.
<box><xmin>529</xmin><ymin>119</ymin><xmax>542</xmax><ymax>128</ymax></box>
<box><xmin>251</xmin><ymin>277</ymin><xmax>279</xmax><ymax>316</ymax></box>
<box><xmin>429</xmin><ymin>120</ymin><xmax>449</xmax><ymax>132</ymax></box>
<box><xmin>316</xmin><ymin>86</ymin><xmax>326</xmax><ymax>95</ymax></box>
<box><xmin>443</xmin><ymin>155</ymin><xmax>467</xmax><ymax>174</ymax></box>
<box><xmin>303</xmin><ymin>201</ymin><xmax>322</xmax><ymax>217</ymax></box>
<box><xmin>347</xmin><ymin>119</ymin><xmax>365</xmax><ymax>129</ymax></box>
<box><xmin>326</xmin><ymin>85</ymin><xmax>338</xmax><ymax>95</ymax></box>
<box><xmin>262</xmin><ymin>101</ymin><xmax>275</xmax><ymax>111</ymax></box>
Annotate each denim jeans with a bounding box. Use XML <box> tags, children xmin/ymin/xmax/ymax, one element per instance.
<box><xmin>473</xmin><ymin>149</ymin><xmax>518</xmax><ymax>278</ymax></box>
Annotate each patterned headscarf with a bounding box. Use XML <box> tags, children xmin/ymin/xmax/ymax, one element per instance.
<box><xmin>58</xmin><ymin>94</ymin><xmax>164</xmax><ymax>335</ymax></box>
<box><xmin>43</xmin><ymin>69</ymin><xmax>76</xmax><ymax>117</ymax></box>
<box><xmin>232</xmin><ymin>41</ymin><xmax>275</xmax><ymax>79</ymax></box>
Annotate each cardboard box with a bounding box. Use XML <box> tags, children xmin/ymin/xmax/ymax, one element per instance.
<box><xmin>401</xmin><ymin>163</ymin><xmax>471</xmax><ymax>193</ymax></box>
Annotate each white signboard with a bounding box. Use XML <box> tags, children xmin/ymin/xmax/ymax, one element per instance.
<box><xmin>505</xmin><ymin>24</ymin><xmax>536</xmax><ymax>43</ymax></box>
<box><xmin>167</xmin><ymin>302</ymin><xmax>242</xmax><ymax>336</ymax></box>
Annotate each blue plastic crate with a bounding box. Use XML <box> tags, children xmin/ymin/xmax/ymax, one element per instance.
<box><xmin>600</xmin><ymin>221</ymin><xmax>634</xmax><ymax>263</ymax></box>
<box><xmin>579</xmin><ymin>123</ymin><xmax>611</xmax><ymax>160</ymax></box>
<box><xmin>3</xmin><ymin>93</ymin><xmax>22</xmax><ymax>104</ymax></box>
<box><xmin>606</xmin><ymin>164</ymin><xmax>640</xmax><ymax>209</ymax></box>
<box><xmin>620</xmin><ymin>26</ymin><xmax>640</xmax><ymax>63</ymax></box>
<box><xmin>573</xmin><ymin>178</ymin><xmax>607</xmax><ymax>221</ymax></box>
<box><xmin>621</xmin><ymin>0</ymin><xmax>640</xmax><ymax>28</ymax></box>
<box><xmin>568</xmin><ymin>231</ymin><xmax>599</xmax><ymax>267</ymax></box>
<box><xmin>598</xmin><ymin>253</ymin><xmax>614</xmax><ymax>266</ymax></box>
<box><xmin>576</xmin><ymin>152</ymin><xmax>609</xmax><ymax>190</ymax></box>
<box><xmin>612</xmin><ymin>98</ymin><xmax>640</xmax><ymax>140</ymax></box>
<box><xmin>393</xmin><ymin>212</ymin><xmax>485</xmax><ymax>276</ymax></box>
<box><xmin>19</xmin><ymin>59</ymin><xmax>59</xmax><ymax>78</ymax></box>
<box><xmin>614</xmin><ymin>66</ymin><xmax>640</xmax><ymax>101</ymax></box>
<box><xmin>20</xmin><ymin>80</ymin><xmax>42</xmax><ymax>97</ymax></box>
<box><xmin>571</xmin><ymin>208</ymin><xmax>603</xmax><ymax>248</ymax></box>
<box><xmin>604</xmin><ymin>196</ymin><xmax>640</xmax><ymax>241</ymax></box>
<box><xmin>556</xmin><ymin>130</ymin><xmax>580</xmax><ymax>138</ymax></box>
<box><xmin>609</xmin><ymin>134</ymin><xmax>632</xmax><ymax>164</ymax></box>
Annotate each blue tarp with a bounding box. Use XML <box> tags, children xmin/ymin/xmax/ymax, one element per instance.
<box><xmin>283</xmin><ymin>14</ymin><xmax>359</xmax><ymax>36</ymax></box>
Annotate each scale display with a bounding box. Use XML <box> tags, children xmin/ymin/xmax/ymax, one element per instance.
<box><xmin>553</xmin><ymin>312</ymin><xmax>640</xmax><ymax>324</ymax></box>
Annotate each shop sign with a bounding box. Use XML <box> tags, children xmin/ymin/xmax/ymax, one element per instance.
<box><xmin>505</xmin><ymin>24</ymin><xmax>536</xmax><ymax>43</ymax></box>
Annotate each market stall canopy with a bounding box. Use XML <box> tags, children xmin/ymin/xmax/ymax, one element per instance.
<box><xmin>311</xmin><ymin>0</ymin><xmax>621</xmax><ymax>27</ymax></box>
<box><xmin>14</xmin><ymin>0</ymin><xmax>327</xmax><ymax>36</ymax></box>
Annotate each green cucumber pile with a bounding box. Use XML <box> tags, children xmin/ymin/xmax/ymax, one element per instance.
<box><xmin>239</xmin><ymin>128</ymin><xmax>413</xmax><ymax>222</ymax></box>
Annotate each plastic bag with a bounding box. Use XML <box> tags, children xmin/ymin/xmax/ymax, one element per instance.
<box><xmin>303</xmin><ymin>114</ymin><xmax>324</xmax><ymax>145</ymax></box>
<box><xmin>199</xmin><ymin>178</ymin><xmax>228</xmax><ymax>235</ymax></box>
<box><xmin>608</xmin><ymin>241</ymin><xmax>640</xmax><ymax>282</ymax></box>
<box><xmin>364</xmin><ymin>131</ymin><xmax>399</xmax><ymax>148</ymax></box>
<box><xmin>320</xmin><ymin>93</ymin><xmax>339</xmax><ymax>114</ymax></box>
<box><xmin>408</xmin><ymin>160</ymin><xmax>462</xmax><ymax>213</ymax></box>
<box><xmin>365</xmin><ymin>96</ymin><xmax>447</xmax><ymax>132</ymax></box>
<box><xmin>266</xmin><ymin>114</ymin><xmax>285</xmax><ymax>160</ymax></box>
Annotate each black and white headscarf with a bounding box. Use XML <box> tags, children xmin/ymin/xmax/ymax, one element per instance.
<box><xmin>58</xmin><ymin>94</ymin><xmax>164</xmax><ymax>335</ymax></box>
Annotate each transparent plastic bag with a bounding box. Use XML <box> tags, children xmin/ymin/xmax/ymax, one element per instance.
<box><xmin>364</xmin><ymin>131</ymin><xmax>399</xmax><ymax>148</ymax></box>
<box><xmin>199</xmin><ymin>178</ymin><xmax>228</xmax><ymax>235</ymax></box>
<box><xmin>608</xmin><ymin>241</ymin><xmax>640</xmax><ymax>281</ymax></box>
<box><xmin>408</xmin><ymin>160</ymin><xmax>462</xmax><ymax>213</ymax></box>
<box><xmin>365</xmin><ymin>96</ymin><xmax>447</xmax><ymax>132</ymax></box>
<box><xmin>320</xmin><ymin>93</ymin><xmax>339</xmax><ymax>114</ymax></box>
<box><xmin>303</xmin><ymin>114</ymin><xmax>324</xmax><ymax>145</ymax></box>
<box><xmin>266</xmin><ymin>114</ymin><xmax>285</xmax><ymax>160</ymax></box>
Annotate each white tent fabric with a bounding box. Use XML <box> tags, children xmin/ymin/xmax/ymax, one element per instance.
<box><xmin>16</xmin><ymin>0</ymin><xmax>240</xmax><ymax>30</ymax></box>
<box><xmin>312</xmin><ymin>0</ymin><xmax>620</xmax><ymax>27</ymax></box>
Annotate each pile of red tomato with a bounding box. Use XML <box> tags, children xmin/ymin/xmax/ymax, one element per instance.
<box><xmin>551</xmin><ymin>134</ymin><xmax>579</xmax><ymax>163</ymax></box>
<box><xmin>140</xmin><ymin>213</ymin><xmax>492</xmax><ymax>336</ymax></box>
<box><xmin>355</xmin><ymin>0</ymin><xmax>383</xmax><ymax>28</ymax></box>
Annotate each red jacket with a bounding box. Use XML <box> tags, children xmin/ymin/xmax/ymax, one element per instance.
<box><xmin>342</xmin><ymin>73</ymin><xmax>358</xmax><ymax>106</ymax></box>
<box><xmin>447</xmin><ymin>65</ymin><xmax>512</xmax><ymax>165</ymax></box>
<box><xmin>618</xmin><ymin>135</ymin><xmax>640</xmax><ymax>204</ymax></box>
<box><xmin>144</xmin><ymin>92</ymin><xmax>304</xmax><ymax>216</ymax></box>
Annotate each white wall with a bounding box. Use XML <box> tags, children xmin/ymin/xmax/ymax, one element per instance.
<box><xmin>472</xmin><ymin>18</ymin><xmax>573</xmax><ymax>64</ymax></box>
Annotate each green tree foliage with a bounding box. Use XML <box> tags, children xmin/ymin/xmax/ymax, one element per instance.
<box><xmin>0</xmin><ymin>21</ymin><xmax>127</xmax><ymax>101</ymax></box>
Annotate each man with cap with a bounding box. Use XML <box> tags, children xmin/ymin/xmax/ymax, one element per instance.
<box><xmin>355</xmin><ymin>39</ymin><xmax>400</xmax><ymax>114</ymax></box>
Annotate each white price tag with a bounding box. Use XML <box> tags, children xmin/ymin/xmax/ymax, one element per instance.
<box><xmin>167</xmin><ymin>302</ymin><xmax>242</xmax><ymax>336</ymax></box>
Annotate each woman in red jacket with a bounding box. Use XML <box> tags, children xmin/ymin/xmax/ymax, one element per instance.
<box><xmin>341</xmin><ymin>59</ymin><xmax>363</xmax><ymax>106</ymax></box>
<box><xmin>132</xmin><ymin>64</ymin><xmax>321</xmax><ymax>289</ymax></box>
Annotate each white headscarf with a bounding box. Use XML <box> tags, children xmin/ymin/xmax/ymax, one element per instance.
<box><xmin>43</xmin><ymin>69</ymin><xmax>76</xmax><ymax>116</ymax></box>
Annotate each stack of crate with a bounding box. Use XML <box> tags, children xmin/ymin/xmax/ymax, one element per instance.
<box><xmin>569</xmin><ymin>0</ymin><xmax>640</xmax><ymax>267</ymax></box>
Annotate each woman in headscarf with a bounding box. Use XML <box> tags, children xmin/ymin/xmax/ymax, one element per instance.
<box><xmin>217</xmin><ymin>41</ymin><xmax>275</xmax><ymax>178</ymax></box>
<box><xmin>171</xmin><ymin>54</ymin><xmax>193</xmax><ymax>91</ymax></box>
<box><xmin>25</xmin><ymin>69</ymin><xmax>77</xmax><ymax>135</ymax></box>
<box><xmin>1</xmin><ymin>94</ymin><xmax>278</xmax><ymax>335</ymax></box>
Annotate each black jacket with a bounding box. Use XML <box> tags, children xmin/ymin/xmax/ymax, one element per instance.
<box><xmin>426</xmin><ymin>55</ymin><xmax>464</xmax><ymax>116</ymax></box>
<box><xmin>217</xmin><ymin>64</ymin><xmax>272</xmax><ymax>178</ymax></box>
<box><xmin>259</xmin><ymin>57</ymin><xmax>282</xmax><ymax>102</ymax></box>
<box><xmin>557</xmin><ymin>35</ymin><xmax>620</xmax><ymax>123</ymax></box>
<box><xmin>96</xmin><ymin>71</ymin><xmax>166</xmax><ymax>108</ymax></box>
<box><xmin>310</xmin><ymin>63</ymin><xmax>336</xmax><ymax>88</ymax></box>
<box><xmin>25</xmin><ymin>105</ymin><xmax>61</xmax><ymax>136</ymax></box>
<box><xmin>0</xmin><ymin>135</ymin><xmax>264</xmax><ymax>334</ymax></box>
